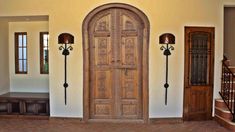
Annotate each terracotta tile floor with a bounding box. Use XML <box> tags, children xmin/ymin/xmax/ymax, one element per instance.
<box><xmin>0</xmin><ymin>119</ymin><xmax>230</xmax><ymax>132</ymax></box>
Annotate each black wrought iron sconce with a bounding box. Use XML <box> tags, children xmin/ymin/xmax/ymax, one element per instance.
<box><xmin>159</xmin><ymin>33</ymin><xmax>175</xmax><ymax>105</ymax></box>
<box><xmin>58</xmin><ymin>33</ymin><xmax>74</xmax><ymax>105</ymax></box>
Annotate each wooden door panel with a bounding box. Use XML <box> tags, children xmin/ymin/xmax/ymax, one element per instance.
<box><xmin>189</xmin><ymin>86</ymin><xmax>210</xmax><ymax>113</ymax></box>
<box><xmin>94</xmin><ymin>37</ymin><xmax>112</xmax><ymax>66</ymax></box>
<box><xmin>94</xmin><ymin>104</ymin><xmax>112</xmax><ymax>116</ymax></box>
<box><xmin>187</xmin><ymin>87</ymin><xmax>211</xmax><ymax>120</ymax></box>
<box><xmin>120</xmin><ymin>11</ymin><xmax>139</xmax><ymax>31</ymax></box>
<box><xmin>89</xmin><ymin>10</ymin><xmax>114</xmax><ymax>119</ymax></box>
<box><xmin>121</xmin><ymin>103</ymin><xmax>138</xmax><ymax>117</ymax></box>
<box><xmin>184</xmin><ymin>27</ymin><xmax>214</xmax><ymax>121</ymax></box>
<box><xmin>94</xmin><ymin>12</ymin><xmax>111</xmax><ymax>32</ymax></box>
<box><xmin>91</xmin><ymin>70</ymin><xmax>113</xmax><ymax>118</ymax></box>
<box><xmin>121</xmin><ymin>37</ymin><xmax>138</xmax><ymax>66</ymax></box>
<box><xmin>89</xmin><ymin>8</ymin><xmax>143</xmax><ymax>120</ymax></box>
<box><xmin>118</xmin><ymin>11</ymin><xmax>142</xmax><ymax>118</ymax></box>
<box><xmin>94</xmin><ymin>71</ymin><xmax>112</xmax><ymax>99</ymax></box>
<box><xmin>120</xmin><ymin>69</ymin><xmax>140</xmax><ymax>118</ymax></box>
<box><xmin>121</xmin><ymin>70</ymin><xmax>137</xmax><ymax>99</ymax></box>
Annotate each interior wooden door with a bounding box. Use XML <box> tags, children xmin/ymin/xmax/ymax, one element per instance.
<box><xmin>88</xmin><ymin>8</ymin><xmax>143</xmax><ymax>120</ymax></box>
<box><xmin>183</xmin><ymin>27</ymin><xmax>214</xmax><ymax>121</ymax></box>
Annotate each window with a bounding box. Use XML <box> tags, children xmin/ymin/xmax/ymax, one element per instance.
<box><xmin>15</xmin><ymin>32</ymin><xmax>27</xmax><ymax>74</ymax></box>
<box><xmin>40</xmin><ymin>32</ymin><xmax>49</xmax><ymax>74</ymax></box>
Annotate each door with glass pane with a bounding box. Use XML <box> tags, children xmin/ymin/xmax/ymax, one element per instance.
<box><xmin>183</xmin><ymin>27</ymin><xmax>214</xmax><ymax>121</ymax></box>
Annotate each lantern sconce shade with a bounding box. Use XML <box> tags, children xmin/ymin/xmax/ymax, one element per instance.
<box><xmin>58</xmin><ymin>33</ymin><xmax>74</xmax><ymax>44</ymax></box>
<box><xmin>159</xmin><ymin>33</ymin><xmax>175</xmax><ymax>44</ymax></box>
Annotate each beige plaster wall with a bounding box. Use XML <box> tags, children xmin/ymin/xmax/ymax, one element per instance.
<box><xmin>0</xmin><ymin>0</ymin><xmax>225</xmax><ymax>118</ymax></box>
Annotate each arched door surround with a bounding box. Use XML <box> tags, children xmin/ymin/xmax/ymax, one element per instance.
<box><xmin>82</xmin><ymin>3</ymin><xmax>150</xmax><ymax>122</ymax></box>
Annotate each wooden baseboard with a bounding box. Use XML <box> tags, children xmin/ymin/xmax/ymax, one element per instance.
<box><xmin>50</xmin><ymin>118</ymin><xmax>143</xmax><ymax>123</ymax></box>
<box><xmin>0</xmin><ymin>115</ymin><xmax>49</xmax><ymax>120</ymax></box>
<box><xmin>0</xmin><ymin>116</ymin><xmax>183</xmax><ymax>124</ymax></box>
<box><xmin>50</xmin><ymin>117</ymin><xmax>183</xmax><ymax>124</ymax></box>
<box><xmin>149</xmin><ymin>118</ymin><xmax>183</xmax><ymax>124</ymax></box>
<box><xmin>49</xmin><ymin>117</ymin><xmax>83</xmax><ymax>123</ymax></box>
<box><xmin>87</xmin><ymin>119</ymin><xmax>144</xmax><ymax>123</ymax></box>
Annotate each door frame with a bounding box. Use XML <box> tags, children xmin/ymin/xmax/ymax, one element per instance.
<box><xmin>183</xmin><ymin>26</ymin><xmax>215</xmax><ymax>120</ymax></box>
<box><xmin>82</xmin><ymin>3</ymin><xmax>150</xmax><ymax>122</ymax></box>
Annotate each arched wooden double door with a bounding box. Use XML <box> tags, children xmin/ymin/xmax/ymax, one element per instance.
<box><xmin>83</xmin><ymin>4</ymin><xmax>149</xmax><ymax>122</ymax></box>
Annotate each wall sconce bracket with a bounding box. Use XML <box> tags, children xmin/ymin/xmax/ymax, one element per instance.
<box><xmin>159</xmin><ymin>33</ymin><xmax>175</xmax><ymax>105</ymax></box>
<box><xmin>58</xmin><ymin>33</ymin><xmax>74</xmax><ymax>105</ymax></box>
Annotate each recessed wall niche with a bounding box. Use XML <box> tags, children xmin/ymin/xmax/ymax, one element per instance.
<box><xmin>5</xmin><ymin>15</ymin><xmax>49</xmax><ymax>93</ymax></box>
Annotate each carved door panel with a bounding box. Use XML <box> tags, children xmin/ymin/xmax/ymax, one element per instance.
<box><xmin>183</xmin><ymin>27</ymin><xmax>214</xmax><ymax>121</ymax></box>
<box><xmin>117</xmin><ymin>10</ymin><xmax>142</xmax><ymax>119</ymax></box>
<box><xmin>89</xmin><ymin>9</ymin><xmax>114</xmax><ymax>119</ymax></box>
<box><xmin>89</xmin><ymin>9</ymin><xmax>143</xmax><ymax>119</ymax></box>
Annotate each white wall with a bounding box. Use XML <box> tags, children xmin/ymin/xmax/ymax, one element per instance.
<box><xmin>0</xmin><ymin>0</ymin><xmax>227</xmax><ymax>118</ymax></box>
<box><xmin>9</xmin><ymin>21</ymin><xmax>49</xmax><ymax>93</ymax></box>
<box><xmin>0</xmin><ymin>19</ymin><xmax>10</xmax><ymax>94</ymax></box>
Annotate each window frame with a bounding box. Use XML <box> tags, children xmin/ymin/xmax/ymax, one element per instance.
<box><xmin>40</xmin><ymin>32</ymin><xmax>49</xmax><ymax>74</ymax></box>
<box><xmin>15</xmin><ymin>32</ymin><xmax>27</xmax><ymax>74</ymax></box>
